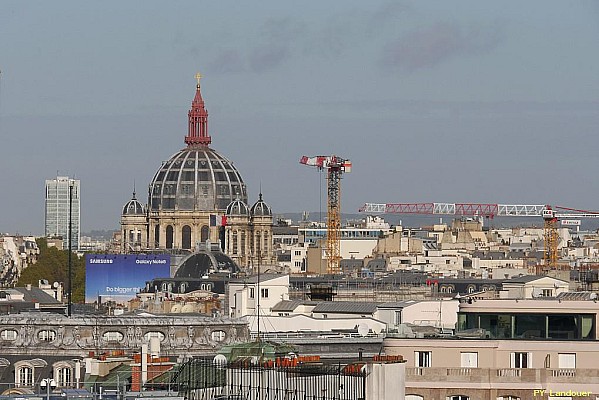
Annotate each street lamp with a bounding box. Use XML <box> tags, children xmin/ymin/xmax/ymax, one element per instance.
<box><xmin>40</xmin><ymin>378</ymin><xmax>56</xmax><ymax>400</ymax></box>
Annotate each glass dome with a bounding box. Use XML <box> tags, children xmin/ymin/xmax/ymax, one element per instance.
<box><xmin>149</xmin><ymin>147</ymin><xmax>247</xmax><ymax>212</ymax></box>
<box><xmin>122</xmin><ymin>194</ymin><xmax>145</xmax><ymax>215</ymax></box>
<box><xmin>250</xmin><ymin>193</ymin><xmax>272</xmax><ymax>216</ymax></box>
<box><xmin>226</xmin><ymin>199</ymin><xmax>250</xmax><ymax>216</ymax></box>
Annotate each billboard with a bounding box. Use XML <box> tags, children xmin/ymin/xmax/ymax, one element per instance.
<box><xmin>85</xmin><ymin>254</ymin><xmax>170</xmax><ymax>304</ymax></box>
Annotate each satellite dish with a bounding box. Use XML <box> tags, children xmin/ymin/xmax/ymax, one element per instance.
<box><xmin>357</xmin><ymin>323</ymin><xmax>369</xmax><ymax>337</ymax></box>
<box><xmin>213</xmin><ymin>354</ymin><xmax>227</xmax><ymax>366</ymax></box>
<box><xmin>53</xmin><ymin>282</ymin><xmax>59</xmax><ymax>288</ymax></box>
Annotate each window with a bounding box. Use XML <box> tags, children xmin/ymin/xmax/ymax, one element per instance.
<box><xmin>38</xmin><ymin>330</ymin><xmax>56</xmax><ymax>342</ymax></box>
<box><xmin>102</xmin><ymin>331</ymin><xmax>124</xmax><ymax>342</ymax></box>
<box><xmin>394</xmin><ymin>310</ymin><xmax>402</xmax><ymax>325</ymax></box>
<box><xmin>497</xmin><ymin>396</ymin><xmax>520</xmax><ymax>400</ymax></box>
<box><xmin>447</xmin><ymin>396</ymin><xmax>469</xmax><ymax>400</ymax></box>
<box><xmin>249</xmin><ymin>288</ymin><xmax>255</xmax><ymax>298</ymax></box>
<box><xmin>261</xmin><ymin>288</ymin><xmax>269</xmax><ymax>298</ymax></box>
<box><xmin>461</xmin><ymin>352</ymin><xmax>478</xmax><ymax>368</ymax></box>
<box><xmin>0</xmin><ymin>329</ymin><xmax>17</xmax><ymax>340</ymax></box>
<box><xmin>541</xmin><ymin>289</ymin><xmax>552</xmax><ymax>297</ymax></box>
<box><xmin>558</xmin><ymin>353</ymin><xmax>576</xmax><ymax>369</ymax></box>
<box><xmin>144</xmin><ymin>332</ymin><xmax>165</xmax><ymax>341</ymax></box>
<box><xmin>406</xmin><ymin>396</ymin><xmax>424</xmax><ymax>400</ymax></box>
<box><xmin>17</xmin><ymin>366</ymin><xmax>33</xmax><ymax>387</ymax></box>
<box><xmin>56</xmin><ymin>367</ymin><xmax>71</xmax><ymax>386</ymax></box>
<box><xmin>415</xmin><ymin>351</ymin><xmax>432</xmax><ymax>368</ymax></box>
<box><xmin>511</xmin><ymin>352</ymin><xmax>531</xmax><ymax>368</ymax></box>
<box><xmin>211</xmin><ymin>330</ymin><xmax>226</xmax><ymax>342</ymax></box>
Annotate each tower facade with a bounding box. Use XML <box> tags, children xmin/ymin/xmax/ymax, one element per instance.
<box><xmin>45</xmin><ymin>176</ymin><xmax>80</xmax><ymax>250</ymax></box>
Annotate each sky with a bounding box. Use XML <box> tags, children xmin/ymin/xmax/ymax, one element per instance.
<box><xmin>1</xmin><ymin>1</ymin><xmax>598</xmax><ymax>235</ymax></box>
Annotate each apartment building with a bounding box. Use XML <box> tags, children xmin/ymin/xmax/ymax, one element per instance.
<box><xmin>385</xmin><ymin>294</ymin><xmax>599</xmax><ymax>399</ymax></box>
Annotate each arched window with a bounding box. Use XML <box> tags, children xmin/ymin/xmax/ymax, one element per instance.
<box><xmin>201</xmin><ymin>225</ymin><xmax>209</xmax><ymax>242</ymax></box>
<box><xmin>56</xmin><ymin>367</ymin><xmax>71</xmax><ymax>387</ymax></box>
<box><xmin>17</xmin><ymin>366</ymin><xmax>33</xmax><ymax>387</ymax></box>
<box><xmin>154</xmin><ymin>225</ymin><xmax>160</xmax><ymax>248</ymax></box>
<box><xmin>182</xmin><ymin>225</ymin><xmax>192</xmax><ymax>249</ymax></box>
<box><xmin>241</xmin><ymin>231</ymin><xmax>246</xmax><ymax>254</ymax></box>
<box><xmin>166</xmin><ymin>225</ymin><xmax>174</xmax><ymax>249</ymax></box>
<box><xmin>232</xmin><ymin>231</ymin><xmax>238</xmax><ymax>255</ymax></box>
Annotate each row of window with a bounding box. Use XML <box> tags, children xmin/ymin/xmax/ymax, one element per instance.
<box><xmin>415</xmin><ymin>351</ymin><xmax>576</xmax><ymax>369</ymax></box>
<box><xmin>458</xmin><ymin>313</ymin><xmax>595</xmax><ymax>340</ymax></box>
<box><xmin>249</xmin><ymin>288</ymin><xmax>269</xmax><ymax>298</ymax></box>
<box><xmin>16</xmin><ymin>364</ymin><xmax>74</xmax><ymax>387</ymax></box>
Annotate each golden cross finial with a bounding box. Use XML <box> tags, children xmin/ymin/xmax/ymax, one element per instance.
<box><xmin>195</xmin><ymin>72</ymin><xmax>203</xmax><ymax>85</ymax></box>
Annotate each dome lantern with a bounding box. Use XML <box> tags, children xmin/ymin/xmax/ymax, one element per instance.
<box><xmin>185</xmin><ymin>72</ymin><xmax>211</xmax><ymax>147</ymax></box>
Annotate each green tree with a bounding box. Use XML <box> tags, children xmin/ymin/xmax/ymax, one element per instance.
<box><xmin>17</xmin><ymin>238</ymin><xmax>86</xmax><ymax>303</ymax></box>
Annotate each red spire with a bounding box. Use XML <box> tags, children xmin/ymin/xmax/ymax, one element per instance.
<box><xmin>185</xmin><ymin>73</ymin><xmax>211</xmax><ymax>147</ymax></box>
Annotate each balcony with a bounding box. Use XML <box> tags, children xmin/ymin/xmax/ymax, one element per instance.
<box><xmin>406</xmin><ymin>367</ymin><xmax>599</xmax><ymax>386</ymax></box>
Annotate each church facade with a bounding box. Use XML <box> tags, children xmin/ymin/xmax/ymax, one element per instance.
<box><xmin>120</xmin><ymin>76</ymin><xmax>275</xmax><ymax>269</ymax></box>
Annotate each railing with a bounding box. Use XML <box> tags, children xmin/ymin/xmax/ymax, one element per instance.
<box><xmin>552</xmin><ymin>369</ymin><xmax>576</xmax><ymax>377</ymax></box>
<box><xmin>447</xmin><ymin>368</ymin><xmax>472</xmax><ymax>376</ymax></box>
<box><xmin>497</xmin><ymin>368</ymin><xmax>521</xmax><ymax>377</ymax></box>
<box><xmin>405</xmin><ymin>367</ymin><xmax>599</xmax><ymax>385</ymax></box>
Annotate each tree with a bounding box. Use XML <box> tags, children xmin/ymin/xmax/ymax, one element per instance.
<box><xmin>17</xmin><ymin>238</ymin><xmax>86</xmax><ymax>303</ymax></box>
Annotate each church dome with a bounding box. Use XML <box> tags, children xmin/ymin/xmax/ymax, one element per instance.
<box><xmin>250</xmin><ymin>193</ymin><xmax>272</xmax><ymax>216</ymax></box>
<box><xmin>149</xmin><ymin>148</ymin><xmax>247</xmax><ymax>212</ymax></box>
<box><xmin>123</xmin><ymin>192</ymin><xmax>145</xmax><ymax>215</ymax></box>
<box><xmin>226</xmin><ymin>199</ymin><xmax>250</xmax><ymax>216</ymax></box>
<box><xmin>148</xmin><ymin>76</ymin><xmax>248</xmax><ymax>212</ymax></box>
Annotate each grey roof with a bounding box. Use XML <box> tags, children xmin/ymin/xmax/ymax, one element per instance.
<box><xmin>273</xmin><ymin>226</ymin><xmax>299</xmax><ymax>235</ymax></box>
<box><xmin>504</xmin><ymin>275</ymin><xmax>567</xmax><ymax>284</ymax></box>
<box><xmin>271</xmin><ymin>300</ymin><xmax>317</xmax><ymax>312</ymax></box>
<box><xmin>12</xmin><ymin>287</ymin><xmax>62</xmax><ymax>304</ymax></box>
<box><xmin>311</xmin><ymin>301</ymin><xmax>378</xmax><ymax>314</ymax></box>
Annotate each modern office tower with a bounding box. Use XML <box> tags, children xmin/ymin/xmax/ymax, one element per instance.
<box><xmin>45</xmin><ymin>176</ymin><xmax>80</xmax><ymax>250</ymax></box>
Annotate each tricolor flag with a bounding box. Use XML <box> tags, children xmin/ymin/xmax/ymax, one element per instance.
<box><xmin>210</xmin><ymin>214</ymin><xmax>227</xmax><ymax>226</ymax></box>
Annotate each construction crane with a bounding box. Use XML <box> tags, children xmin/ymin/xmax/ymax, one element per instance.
<box><xmin>300</xmin><ymin>155</ymin><xmax>352</xmax><ymax>274</ymax></box>
<box><xmin>359</xmin><ymin>202</ymin><xmax>599</xmax><ymax>269</ymax></box>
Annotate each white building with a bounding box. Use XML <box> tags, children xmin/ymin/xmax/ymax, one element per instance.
<box><xmin>228</xmin><ymin>274</ymin><xmax>289</xmax><ymax>319</ymax></box>
<box><xmin>45</xmin><ymin>176</ymin><xmax>80</xmax><ymax>250</ymax></box>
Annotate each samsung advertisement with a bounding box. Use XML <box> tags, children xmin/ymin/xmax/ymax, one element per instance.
<box><xmin>85</xmin><ymin>254</ymin><xmax>170</xmax><ymax>304</ymax></box>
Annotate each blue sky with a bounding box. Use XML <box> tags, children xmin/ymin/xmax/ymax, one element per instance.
<box><xmin>1</xmin><ymin>1</ymin><xmax>598</xmax><ymax>234</ymax></box>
